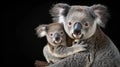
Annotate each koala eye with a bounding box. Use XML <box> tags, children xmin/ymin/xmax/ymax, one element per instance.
<box><xmin>49</xmin><ymin>32</ymin><xmax>53</xmax><ymax>37</ymax></box>
<box><xmin>68</xmin><ymin>22</ymin><xmax>72</xmax><ymax>26</ymax></box>
<box><xmin>61</xmin><ymin>31</ymin><xmax>64</xmax><ymax>35</ymax></box>
<box><xmin>84</xmin><ymin>23</ymin><xmax>89</xmax><ymax>27</ymax></box>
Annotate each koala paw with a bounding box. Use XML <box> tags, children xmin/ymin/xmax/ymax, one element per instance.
<box><xmin>79</xmin><ymin>41</ymin><xmax>88</xmax><ymax>46</ymax></box>
<box><xmin>34</xmin><ymin>60</ymin><xmax>49</xmax><ymax>67</ymax></box>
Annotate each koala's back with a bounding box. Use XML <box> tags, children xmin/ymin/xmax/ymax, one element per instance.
<box><xmin>92</xmin><ymin>38</ymin><xmax>120</xmax><ymax>67</ymax></box>
<box><xmin>85</xmin><ymin>28</ymin><xmax>120</xmax><ymax>67</ymax></box>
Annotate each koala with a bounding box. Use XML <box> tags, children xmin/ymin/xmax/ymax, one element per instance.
<box><xmin>35</xmin><ymin>22</ymin><xmax>87</xmax><ymax>64</ymax></box>
<box><xmin>47</xmin><ymin>3</ymin><xmax>120</xmax><ymax>67</ymax></box>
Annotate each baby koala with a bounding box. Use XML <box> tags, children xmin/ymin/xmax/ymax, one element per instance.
<box><xmin>35</xmin><ymin>22</ymin><xmax>87</xmax><ymax>64</ymax></box>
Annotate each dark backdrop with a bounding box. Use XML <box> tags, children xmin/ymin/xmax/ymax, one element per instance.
<box><xmin>3</xmin><ymin>0</ymin><xmax>120</xmax><ymax>67</ymax></box>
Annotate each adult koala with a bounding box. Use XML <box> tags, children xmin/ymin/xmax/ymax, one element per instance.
<box><xmin>48</xmin><ymin>3</ymin><xmax>120</xmax><ymax>67</ymax></box>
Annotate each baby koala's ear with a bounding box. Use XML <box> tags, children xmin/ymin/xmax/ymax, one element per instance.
<box><xmin>35</xmin><ymin>24</ymin><xmax>48</xmax><ymax>38</ymax></box>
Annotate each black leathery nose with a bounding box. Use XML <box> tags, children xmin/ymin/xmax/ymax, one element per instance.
<box><xmin>54</xmin><ymin>33</ymin><xmax>60</xmax><ymax>41</ymax></box>
<box><xmin>73</xmin><ymin>22</ymin><xmax>82</xmax><ymax>34</ymax></box>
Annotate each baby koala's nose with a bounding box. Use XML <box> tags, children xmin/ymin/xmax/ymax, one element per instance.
<box><xmin>54</xmin><ymin>33</ymin><xmax>60</xmax><ymax>41</ymax></box>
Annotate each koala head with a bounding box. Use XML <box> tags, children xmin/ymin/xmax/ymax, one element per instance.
<box><xmin>35</xmin><ymin>22</ymin><xmax>66</xmax><ymax>46</ymax></box>
<box><xmin>50</xmin><ymin>3</ymin><xmax>109</xmax><ymax>40</ymax></box>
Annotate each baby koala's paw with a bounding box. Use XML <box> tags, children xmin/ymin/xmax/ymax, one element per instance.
<box><xmin>48</xmin><ymin>61</ymin><xmax>54</xmax><ymax>65</ymax></box>
<box><xmin>34</xmin><ymin>60</ymin><xmax>49</xmax><ymax>67</ymax></box>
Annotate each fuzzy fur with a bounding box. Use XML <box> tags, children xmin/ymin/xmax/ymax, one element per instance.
<box><xmin>48</xmin><ymin>3</ymin><xmax>120</xmax><ymax>67</ymax></box>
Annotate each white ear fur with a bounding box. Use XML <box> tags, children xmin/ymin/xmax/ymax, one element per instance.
<box><xmin>58</xmin><ymin>8</ymin><xmax>64</xmax><ymax>16</ymax></box>
<box><xmin>58</xmin><ymin>8</ymin><xmax>65</xmax><ymax>24</ymax></box>
<box><xmin>94</xmin><ymin>17</ymin><xmax>105</xmax><ymax>28</ymax></box>
<box><xmin>50</xmin><ymin>3</ymin><xmax>70</xmax><ymax>24</ymax></box>
<box><xmin>91</xmin><ymin>4</ymin><xmax>109</xmax><ymax>28</ymax></box>
<box><xmin>35</xmin><ymin>25</ymin><xmax>47</xmax><ymax>37</ymax></box>
<box><xmin>58</xmin><ymin>15</ymin><xmax>65</xmax><ymax>24</ymax></box>
<box><xmin>39</xmin><ymin>27</ymin><xmax>46</xmax><ymax>37</ymax></box>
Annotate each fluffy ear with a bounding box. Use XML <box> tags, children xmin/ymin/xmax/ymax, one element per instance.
<box><xmin>49</xmin><ymin>3</ymin><xmax>70</xmax><ymax>23</ymax></box>
<box><xmin>91</xmin><ymin>4</ymin><xmax>110</xmax><ymax>27</ymax></box>
<box><xmin>35</xmin><ymin>24</ymin><xmax>47</xmax><ymax>37</ymax></box>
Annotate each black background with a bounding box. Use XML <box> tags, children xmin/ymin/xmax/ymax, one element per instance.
<box><xmin>3</xmin><ymin>0</ymin><xmax>120</xmax><ymax>67</ymax></box>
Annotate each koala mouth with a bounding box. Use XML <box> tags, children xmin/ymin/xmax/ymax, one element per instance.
<box><xmin>72</xmin><ymin>33</ymin><xmax>83</xmax><ymax>39</ymax></box>
<box><xmin>54</xmin><ymin>38</ymin><xmax>62</xmax><ymax>44</ymax></box>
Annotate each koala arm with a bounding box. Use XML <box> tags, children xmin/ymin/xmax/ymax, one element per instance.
<box><xmin>46</xmin><ymin>52</ymin><xmax>92</xmax><ymax>67</ymax></box>
<box><xmin>43</xmin><ymin>45</ymin><xmax>61</xmax><ymax>63</ymax></box>
<box><xmin>43</xmin><ymin>45</ymin><xmax>52</xmax><ymax>63</ymax></box>
<box><xmin>52</xmin><ymin>42</ymin><xmax>87</xmax><ymax>58</ymax></box>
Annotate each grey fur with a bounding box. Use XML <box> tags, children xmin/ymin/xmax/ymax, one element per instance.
<box><xmin>48</xmin><ymin>3</ymin><xmax>120</xmax><ymax>67</ymax></box>
<box><xmin>49</xmin><ymin>3</ymin><xmax>70</xmax><ymax>23</ymax></box>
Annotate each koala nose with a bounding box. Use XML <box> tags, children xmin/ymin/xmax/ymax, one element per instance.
<box><xmin>54</xmin><ymin>33</ymin><xmax>60</xmax><ymax>41</ymax></box>
<box><xmin>73</xmin><ymin>22</ymin><xmax>82</xmax><ymax>35</ymax></box>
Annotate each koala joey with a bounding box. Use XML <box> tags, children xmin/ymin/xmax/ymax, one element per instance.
<box><xmin>35</xmin><ymin>22</ymin><xmax>87</xmax><ymax>64</ymax></box>
<box><xmin>48</xmin><ymin>3</ymin><xmax>120</xmax><ymax>67</ymax></box>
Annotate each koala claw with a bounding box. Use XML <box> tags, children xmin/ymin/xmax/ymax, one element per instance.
<box><xmin>79</xmin><ymin>43</ymin><xmax>88</xmax><ymax>47</ymax></box>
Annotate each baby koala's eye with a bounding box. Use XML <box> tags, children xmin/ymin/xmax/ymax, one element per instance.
<box><xmin>61</xmin><ymin>31</ymin><xmax>64</xmax><ymax>35</ymax></box>
<box><xmin>49</xmin><ymin>32</ymin><xmax>53</xmax><ymax>37</ymax></box>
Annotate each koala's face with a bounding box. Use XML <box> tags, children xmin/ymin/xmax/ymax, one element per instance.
<box><xmin>50</xmin><ymin>3</ymin><xmax>109</xmax><ymax>40</ymax></box>
<box><xmin>64</xmin><ymin>6</ymin><xmax>97</xmax><ymax>40</ymax></box>
<box><xmin>46</xmin><ymin>23</ymin><xmax>66</xmax><ymax>46</ymax></box>
<box><xmin>36</xmin><ymin>23</ymin><xmax>66</xmax><ymax>46</ymax></box>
